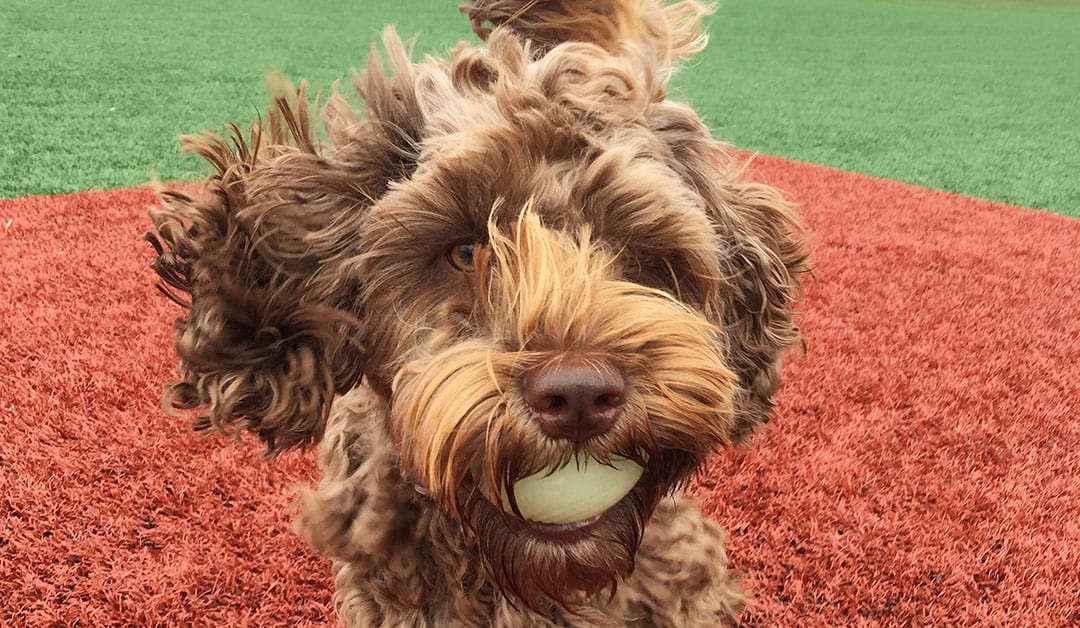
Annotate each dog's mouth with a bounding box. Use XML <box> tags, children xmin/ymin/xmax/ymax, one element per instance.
<box><xmin>499</xmin><ymin>455</ymin><xmax>646</xmax><ymax>529</ymax></box>
<box><xmin>461</xmin><ymin>453</ymin><xmax>659</xmax><ymax>610</ymax></box>
<box><xmin>521</xmin><ymin>511</ymin><xmax>607</xmax><ymax>542</ymax></box>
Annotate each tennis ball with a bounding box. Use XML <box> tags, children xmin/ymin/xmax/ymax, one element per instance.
<box><xmin>501</xmin><ymin>455</ymin><xmax>645</xmax><ymax>525</ymax></box>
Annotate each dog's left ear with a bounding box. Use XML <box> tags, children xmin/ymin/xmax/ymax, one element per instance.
<box><xmin>147</xmin><ymin>74</ymin><xmax>420</xmax><ymax>453</ymax></box>
<box><xmin>709</xmin><ymin>177</ymin><xmax>809</xmax><ymax>442</ymax></box>
<box><xmin>647</xmin><ymin>103</ymin><xmax>811</xmax><ymax>442</ymax></box>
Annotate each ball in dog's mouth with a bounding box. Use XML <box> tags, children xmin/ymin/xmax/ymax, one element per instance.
<box><xmin>500</xmin><ymin>455</ymin><xmax>645</xmax><ymax>526</ymax></box>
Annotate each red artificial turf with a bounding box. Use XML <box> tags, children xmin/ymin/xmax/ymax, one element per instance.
<box><xmin>2</xmin><ymin>156</ymin><xmax>1078</xmax><ymax>625</ymax></box>
<box><xmin>692</xmin><ymin>156</ymin><xmax>1080</xmax><ymax>625</ymax></box>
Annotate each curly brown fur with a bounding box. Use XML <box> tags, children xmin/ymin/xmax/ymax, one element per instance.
<box><xmin>464</xmin><ymin>0</ymin><xmax>713</xmax><ymax>66</ymax></box>
<box><xmin>147</xmin><ymin>0</ymin><xmax>808</xmax><ymax>624</ymax></box>
<box><xmin>145</xmin><ymin>76</ymin><xmax>420</xmax><ymax>449</ymax></box>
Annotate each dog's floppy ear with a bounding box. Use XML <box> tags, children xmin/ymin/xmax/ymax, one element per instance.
<box><xmin>147</xmin><ymin>64</ymin><xmax>421</xmax><ymax>452</ymax></box>
<box><xmin>464</xmin><ymin>0</ymin><xmax>713</xmax><ymax>64</ymax></box>
<box><xmin>710</xmin><ymin>177</ymin><xmax>809</xmax><ymax>442</ymax></box>
<box><xmin>646</xmin><ymin>103</ymin><xmax>810</xmax><ymax>442</ymax></box>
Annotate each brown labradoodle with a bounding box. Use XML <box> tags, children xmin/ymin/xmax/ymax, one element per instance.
<box><xmin>146</xmin><ymin>1</ymin><xmax>809</xmax><ymax>625</ymax></box>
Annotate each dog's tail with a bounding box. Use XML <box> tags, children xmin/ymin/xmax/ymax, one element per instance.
<box><xmin>463</xmin><ymin>0</ymin><xmax>714</xmax><ymax>64</ymax></box>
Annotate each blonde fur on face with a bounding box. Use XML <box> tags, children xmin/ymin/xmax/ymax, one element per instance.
<box><xmin>146</xmin><ymin>1</ymin><xmax>808</xmax><ymax>623</ymax></box>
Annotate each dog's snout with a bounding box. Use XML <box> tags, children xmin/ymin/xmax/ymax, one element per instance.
<box><xmin>523</xmin><ymin>356</ymin><xmax>626</xmax><ymax>443</ymax></box>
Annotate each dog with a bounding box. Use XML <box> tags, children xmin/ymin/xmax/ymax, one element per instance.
<box><xmin>146</xmin><ymin>1</ymin><xmax>808</xmax><ymax>625</ymax></box>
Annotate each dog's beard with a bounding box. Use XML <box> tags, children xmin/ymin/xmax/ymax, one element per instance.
<box><xmin>463</xmin><ymin>470</ymin><xmax>662</xmax><ymax>609</ymax></box>
<box><xmin>385</xmin><ymin>213</ymin><xmax>737</xmax><ymax>611</ymax></box>
<box><xmin>460</xmin><ymin>445</ymin><xmax>716</xmax><ymax>610</ymax></box>
<box><xmin>389</xmin><ymin>328</ymin><xmax>734</xmax><ymax>611</ymax></box>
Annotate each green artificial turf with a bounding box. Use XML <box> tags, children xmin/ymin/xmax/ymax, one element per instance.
<box><xmin>2</xmin><ymin>0</ymin><xmax>1078</xmax><ymax>215</ymax></box>
<box><xmin>0</xmin><ymin>1</ymin><xmax>467</xmax><ymax>200</ymax></box>
<box><xmin>696</xmin><ymin>0</ymin><xmax>1080</xmax><ymax>216</ymax></box>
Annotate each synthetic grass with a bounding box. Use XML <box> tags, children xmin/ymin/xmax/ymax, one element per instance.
<box><xmin>0</xmin><ymin>0</ymin><xmax>464</xmax><ymax>201</ymax></box>
<box><xmin>3</xmin><ymin>0</ymin><xmax>1078</xmax><ymax>215</ymax></box>
<box><xmin>697</xmin><ymin>0</ymin><xmax>1080</xmax><ymax>215</ymax></box>
<box><xmin>2</xmin><ymin>155</ymin><xmax>1078</xmax><ymax>624</ymax></box>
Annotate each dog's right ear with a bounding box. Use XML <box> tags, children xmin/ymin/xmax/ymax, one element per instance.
<box><xmin>147</xmin><ymin>57</ymin><xmax>422</xmax><ymax>453</ymax></box>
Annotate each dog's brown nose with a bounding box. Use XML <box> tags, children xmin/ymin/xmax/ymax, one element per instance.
<box><xmin>523</xmin><ymin>356</ymin><xmax>626</xmax><ymax>443</ymax></box>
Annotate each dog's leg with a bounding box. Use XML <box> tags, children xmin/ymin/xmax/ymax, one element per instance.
<box><xmin>609</xmin><ymin>495</ymin><xmax>745</xmax><ymax>626</ymax></box>
<box><xmin>299</xmin><ymin>387</ymin><xmax>519</xmax><ymax>627</ymax></box>
<box><xmin>297</xmin><ymin>387</ymin><xmax>435</xmax><ymax>626</ymax></box>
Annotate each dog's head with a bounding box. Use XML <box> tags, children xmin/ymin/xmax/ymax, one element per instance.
<box><xmin>148</xmin><ymin>0</ymin><xmax>807</xmax><ymax>612</ymax></box>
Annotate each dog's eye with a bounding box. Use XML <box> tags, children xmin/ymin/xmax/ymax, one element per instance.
<box><xmin>448</xmin><ymin>243</ymin><xmax>481</xmax><ymax>272</ymax></box>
